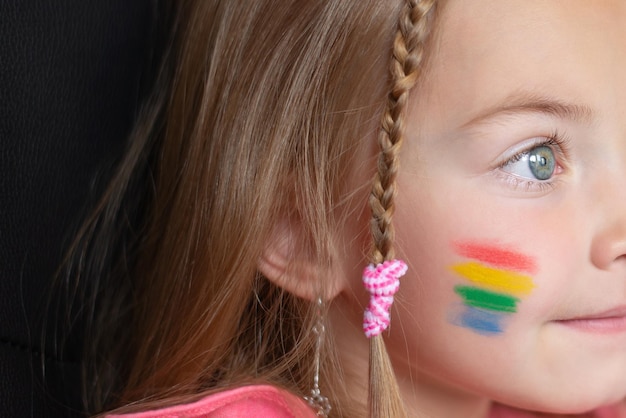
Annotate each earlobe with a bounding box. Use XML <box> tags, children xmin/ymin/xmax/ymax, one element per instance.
<box><xmin>257</xmin><ymin>219</ymin><xmax>345</xmax><ymax>301</ymax></box>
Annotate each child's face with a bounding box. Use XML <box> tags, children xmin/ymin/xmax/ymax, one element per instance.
<box><xmin>384</xmin><ymin>0</ymin><xmax>626</xmax><ymax>413</ymax></box>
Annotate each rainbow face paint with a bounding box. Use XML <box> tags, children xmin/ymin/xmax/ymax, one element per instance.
<box><xmin>449</xmin><ymin>242</ymin><xmax>536</xmax><ymax>335</ymax></box>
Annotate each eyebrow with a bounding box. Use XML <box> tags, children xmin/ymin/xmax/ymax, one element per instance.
<box><xmin>461</xmin><ymin>92</ymin><xmax>594</xmax><ymax>129</ymax></box>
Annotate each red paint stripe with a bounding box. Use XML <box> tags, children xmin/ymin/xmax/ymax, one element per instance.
<box><xmin>453</xmin><ymin>242</ymin><xmax>537</xmax><ymax>274</ymax></box>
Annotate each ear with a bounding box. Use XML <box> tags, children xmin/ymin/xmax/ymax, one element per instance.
<box><xmin>257</xmin><ymin>219</ymin><xmax>346</xmax><ymax>301</ymax></box>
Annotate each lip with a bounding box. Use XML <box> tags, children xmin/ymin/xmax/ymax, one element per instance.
<box><xmin>554</xmin><ymin>306</ymin><xmax>626</xmax><ymax>334</ymax></box>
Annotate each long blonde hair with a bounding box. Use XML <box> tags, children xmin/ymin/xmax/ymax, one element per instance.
<box><xmin>70</xmin><ymin>0</ymin><xmax>437</xmax><ymax>416</ymax></box>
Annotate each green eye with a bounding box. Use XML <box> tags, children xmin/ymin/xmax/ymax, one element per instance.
<box><xmin>502</xmin><ymin>144</ymin><xmax>557</xmax><ymax>181</ymax></box>
<box><xmin>528</xmin><ymin>146</ymin><xmax>556</xmax><ymax>180</ymax></box>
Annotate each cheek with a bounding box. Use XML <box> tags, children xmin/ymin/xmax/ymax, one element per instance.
<box><xmin>390</xmin><ymin>178</ymin><xmax>565</xmax><ymax>338</ymax></box>
<box><xmin>391</xmin><ymin>181</ymin><xmax>484</xmax><ymax>334</ymax></box>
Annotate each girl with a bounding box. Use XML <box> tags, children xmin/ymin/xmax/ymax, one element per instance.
<box><xmin>71</xmin><ymin>0</ymin><xmax>626</xmax><ymax>416</ymax></box>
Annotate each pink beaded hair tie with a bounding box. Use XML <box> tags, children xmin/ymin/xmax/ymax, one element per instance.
<box><xmin>362</xmin><ymin>259</ymin><xmax>408</xmax><ymax>338</ymax></box>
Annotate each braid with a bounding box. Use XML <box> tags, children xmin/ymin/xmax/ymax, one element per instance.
<box><xmin>368</xmin><ymin>1</ymin><xmax>436</xmax><ymax>417</ymax></box>
<box><xmin>369</xmin><ymin>0</ymin><xmax>435</xmax><ymax>264</ymax></box>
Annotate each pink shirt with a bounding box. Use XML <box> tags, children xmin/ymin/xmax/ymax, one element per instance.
<box><xmin>106</xmin><ymin>385</ymin><xmax>317</xmax><ymax>418</ymax></box>
<box><xmin>107</xmin><ymin>385</ymin><xmax>624</xmax><ymax>418</ymax></box>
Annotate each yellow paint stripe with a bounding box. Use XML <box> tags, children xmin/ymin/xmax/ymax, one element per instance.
<box><xmin>451</xmin><ymin>262</ymin><xmax>535</xmax><ymax>295</ymax></box>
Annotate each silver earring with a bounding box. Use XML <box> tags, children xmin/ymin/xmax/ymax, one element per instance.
<box><xmin>304</xmin><ymin>297</ymin><xmax>331</xmax><ymax>417</ymax></box>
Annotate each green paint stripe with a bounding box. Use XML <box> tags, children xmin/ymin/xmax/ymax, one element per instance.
<box><xmin>454</xmin><ymin>286</ymin><xmax>519</xmax><ymax>313</ymax></box>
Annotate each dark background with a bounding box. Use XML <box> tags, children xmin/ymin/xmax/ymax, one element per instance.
<box><xmin>0</xmin><ymin>1</ymin><xmax>162</xmax><ymax>416</ymax></box>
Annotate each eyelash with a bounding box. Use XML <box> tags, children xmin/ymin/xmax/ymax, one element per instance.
<box><xmin>495</xmin><ymin>131</ymin><xmax>570</xmax><ymax>193</ymax></box>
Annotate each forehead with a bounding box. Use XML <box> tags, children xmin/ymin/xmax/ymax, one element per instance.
<box><xmin>416</xmin><ymin>0</ymin><xmax>626</xmax><ymax>124</ymax></box>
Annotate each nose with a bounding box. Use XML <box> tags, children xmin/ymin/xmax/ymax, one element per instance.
<box><xmin>589</xmin><ymin>178</ymin><xmax>626</xmax><ymax>270</ymax></box>
<box><xmin>590</xmin><ymin>223</ymin><xmax>626</xmax><ymax>270</ymax></box>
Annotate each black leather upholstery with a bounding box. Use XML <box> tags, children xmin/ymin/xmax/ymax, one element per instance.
<box><xmin>0</xmin><ymin>1</ymin><xmax>159</xmax><ymax>416</ymax></box>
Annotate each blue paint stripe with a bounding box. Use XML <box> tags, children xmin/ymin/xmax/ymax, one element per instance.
<box><xmin>455</xmin><ymin>306</ymin><xmax>505</xmax><ymax>335</ymax></box>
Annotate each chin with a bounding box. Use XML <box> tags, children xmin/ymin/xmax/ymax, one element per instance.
<box><xmin>494</xmin><ymin>382</ymin><xmax>626</xmax><ymax>415</ymax></box>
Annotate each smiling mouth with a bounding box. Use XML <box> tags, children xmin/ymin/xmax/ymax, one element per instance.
<box><xmin>554</xmin><ymin>306</ymin><xmax>626</xmax><ymax>334</ymax></box>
